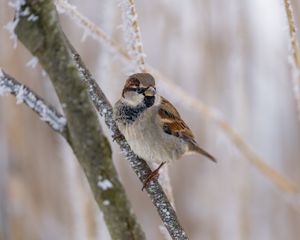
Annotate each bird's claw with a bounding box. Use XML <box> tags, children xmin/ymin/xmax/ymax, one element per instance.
<box><xmin>141</xmin><ymin>161</ymin><xmax>166</xmax><ymax>191</ymax></box>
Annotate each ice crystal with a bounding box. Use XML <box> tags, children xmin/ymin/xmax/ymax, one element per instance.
<box><xmin>4</xmin><ymin>0</ymin><xmax>26</xmax><ymax>48</ymax></box>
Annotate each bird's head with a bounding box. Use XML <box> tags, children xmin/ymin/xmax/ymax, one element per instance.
<box><xmin>122</xmin><ymin>73</ymin><xmax>156</xmax><ymax>107</ymax></box>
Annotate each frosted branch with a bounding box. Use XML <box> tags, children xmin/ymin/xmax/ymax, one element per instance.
<box><xmin>71</xmin><ymin>49</ymin><xmax>188</xmax><ymax>240</ymax></box>
<box><xmin>58</xmin><ymin>1</ymin><xmax>300</xmax><ymax>212</ymax></box>
<box><xmin>119</xmin><ymin>0</ymin><xmax>146</xmax><ymax>73</ymax></box>
<box><xmin>283</xmin><ymin>0</ymin><xmax>300</xmax><ymax>123</ymax></box>
<box><xmin>0</xmin><ymin>69</ymin><xmax>67</xmax><ymax>133</ymax></box>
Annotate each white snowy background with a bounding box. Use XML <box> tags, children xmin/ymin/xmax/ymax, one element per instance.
<box><xmin>0</xmin><ymin>0</ymin><xmax>300</xmax><ymax>239</ymax></box>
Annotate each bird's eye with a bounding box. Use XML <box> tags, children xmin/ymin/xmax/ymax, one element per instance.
<box><xmin>136</xmin><ymin>88</ymin><xmax>145</xmax><ymax>94</ymax></box>
<box><xmin>127</xmin><ymin>87</ymin><xmax>146</xmax><ymax>94</ymax></box>
<box><xmin>126</xmin><ymin>87</ymin><xmax>138</xmax><ymax>91</ymax></box>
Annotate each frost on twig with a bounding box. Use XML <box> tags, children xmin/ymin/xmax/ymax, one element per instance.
<box><xmin>0</xmin><ymin>69</ymin><xmax>67</xmax><ymax>133</ymax></box>
<box><xmin>283</xmin><ymin>0</ymin><xmax>300</xmax><ymax>123</ymax></box>
<box><xmin>4</xmin><ymin>0</ymin><xmax>38</xmax><ymax>48</ymax></box>
<box><xmin>4</xmin><ymin>0</ymin><xmax>25</xmax><ymax>48</ymax></box>
<box><xmin>119</xmin><ymin>0</ymin><xmax>146</xmax><ymax>73</ymax></box>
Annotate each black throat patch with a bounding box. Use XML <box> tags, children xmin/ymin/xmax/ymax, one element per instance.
<box><xmin>143</xmin><ymin>96</ymin><xmax>155</xmax><ymax>107</ymax></box>
<box><xmin>116</xmin><ymin>96</ymin><xmax>155</xmax><ymax>124</ymax></box>
<box><xmin>118</xmin><ymin>104</ymin><xmax>147</xmax><ymax>123</ymax></box>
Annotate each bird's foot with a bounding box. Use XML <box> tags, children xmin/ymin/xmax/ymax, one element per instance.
<box><xmin>142</xmin><ymin>161</ymin><xmax>166</xmax><ymax>191</ymax></box>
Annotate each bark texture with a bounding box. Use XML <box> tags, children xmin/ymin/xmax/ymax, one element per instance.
<box><xmin>15</xmin><ymin>1</ymin><xmax>145</xmax><ymax>239</ymax></box>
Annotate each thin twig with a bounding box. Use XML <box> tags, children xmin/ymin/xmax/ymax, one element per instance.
<box><xmin>55</xmin><ymin>1</ymin><xmax>300</xmax><ymax>197</ymax></box>
<box><xmin>283</xmin><ymin>0</ymin><xmax>300</xmax><ymax>122</ymax></box>
<box><xmin>0</xmin><ymin>69</ymin><xmax>67</xmax><ymax>133</ymax></box>
<box><xmin>119</xmin><ymin>0</ymin><xmax>146</xmax><ymax>72</ymax></box>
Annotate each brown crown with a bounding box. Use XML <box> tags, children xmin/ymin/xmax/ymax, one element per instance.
<box><xmin>127</xmin><ymin>73</ymin><xmax>155</xmax><ymax>87</ymax></box>
<box><xmin>122</xmin><ymin>73</ymin><xmax>156</xmax><ymax>97</ymax></box>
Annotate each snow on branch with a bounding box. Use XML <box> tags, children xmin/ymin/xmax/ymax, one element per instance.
<box><xmin>283</xmin><ymin>0</ymin><xmax>300</xmax><ymax>123</ymax></box>
<box><xmin>70</xmin><ymin>49</ymin><xmax>188</xmax><ymax>240</ymax></box>
<box><xmin>0</xmin><ymin>69</ymin><xmax>67</xmax><ymax>133</ymax></box>
<box><xmin>56</xmin><ymin>0</ymin><xmax>300</xmax><ymax>210</ymax></box>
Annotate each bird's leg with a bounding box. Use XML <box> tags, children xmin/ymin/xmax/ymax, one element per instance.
<box><xmin>142</xmin><ymin>161</ymin><xmax>166</xmax><ymax>191</ymax></box>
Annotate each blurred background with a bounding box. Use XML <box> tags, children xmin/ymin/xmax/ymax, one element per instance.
<box><xmin>1</xmin><ymin>0</ymin><xmax>300</xmax><ymax>239</ymax></box>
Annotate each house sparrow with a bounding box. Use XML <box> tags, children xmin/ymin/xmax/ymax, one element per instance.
<box><xmin>114</xmin><ymin>73</ymin><xmax>216</xmax><ymax>189</ymax></box>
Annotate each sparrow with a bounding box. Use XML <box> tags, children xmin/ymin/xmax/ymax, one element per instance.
<box><xmin>113</xmin><ymin>73</ymin><xmax>216</xmax><ymax>189</ymax></box>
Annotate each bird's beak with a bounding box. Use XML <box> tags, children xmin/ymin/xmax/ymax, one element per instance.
<box><xmin>143</xmin><ymin>86</ymin><xmax>156</xmax><ymax>97</ymax></box>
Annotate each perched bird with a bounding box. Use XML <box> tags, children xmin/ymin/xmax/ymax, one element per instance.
<box><xmin>113</xmin><ymin>73</ymin><xmax>216</xmax><ymax>189</ymax></box>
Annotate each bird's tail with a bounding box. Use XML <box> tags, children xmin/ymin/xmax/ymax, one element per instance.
<box><xmin>188</xmin><ymin>143</ymin><xmax>216</xmax><ymax>162</ymax></box>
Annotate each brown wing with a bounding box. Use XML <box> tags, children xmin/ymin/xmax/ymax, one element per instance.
<box><xmin>159</xmin><ymin>97</ymin><xmax>217</xmax><ymax>162</ymax></box>
<box><xmin>158</xmin><ymin>97</ymin><xmax>195</xmax><ymax>141</ymax></box>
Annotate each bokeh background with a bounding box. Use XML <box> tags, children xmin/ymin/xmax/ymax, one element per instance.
<box><xmin>1</xmin><ymin>0</ymin><xmax>300</xmax><ymax>239</ymax></box>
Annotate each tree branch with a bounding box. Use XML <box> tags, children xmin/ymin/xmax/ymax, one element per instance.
<box><xmin>0</xmin><ymin>69</ymin><xmax>67</xmax><ymax>134</ymax></box>
<box><xmin>14</xmin><ymin>1</ymin><xmax>145</xmax><ymax>239</ymax></box>
<box><xmin>119</xmin><ymin>0</ymin><xmax>146</xmax><ymax>72</ymax></box>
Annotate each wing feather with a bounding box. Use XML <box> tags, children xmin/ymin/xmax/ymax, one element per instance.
<box><xmin>158</xmin><ymin>97</ymin><xmax>216</xmax><ymax>162</ymax></box>
<box><xmin>158</xmin><ymin>97</ymin><xmax>194</xmax><ymax>141</ymax></box>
